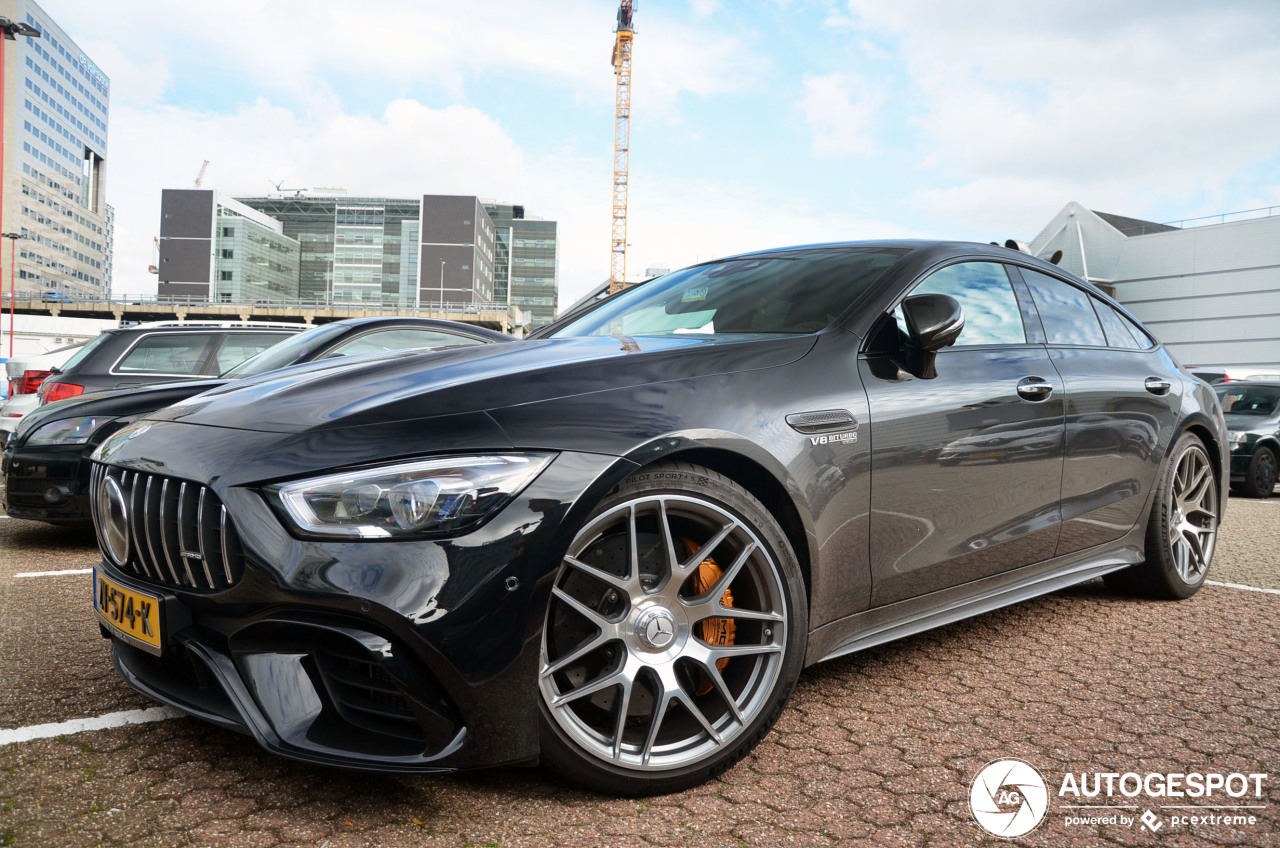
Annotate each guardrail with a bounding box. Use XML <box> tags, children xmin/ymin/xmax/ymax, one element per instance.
<box><xmin>0</xmin><ymin>291</ymin><xmax>504</xmax><ymax>314</ymax></box>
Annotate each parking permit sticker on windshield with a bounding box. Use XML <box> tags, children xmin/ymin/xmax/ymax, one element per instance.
<box><xmin>681</xmin><ymin>287</ymin><xmax>709</xmax><ymax>302</ymax></box>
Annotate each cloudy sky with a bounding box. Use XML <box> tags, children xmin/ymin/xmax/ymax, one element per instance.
<box><xmin>52</xmin><ymin>0</ymin><xmax>1280</xmax><ymax>307</ymax></box>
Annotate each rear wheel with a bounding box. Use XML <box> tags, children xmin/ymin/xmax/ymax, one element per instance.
<box><xmin>1241</xmin><ymin>446</ymin><xmax>1277</xmax><ymax>498</ymax></box>
<box><xmin>1105</xmin><ymin>432</ymin><xmax>1218</xmax><ymax>599</ymax></box>
<box><xmin>537</xmin><ymin>463</ymin><xmax>806</xmax><ymax>796</ymax></box>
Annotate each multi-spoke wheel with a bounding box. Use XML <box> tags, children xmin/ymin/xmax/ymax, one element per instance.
<box><xmin>1106</xmin><ymin>433</ymin><xmax>1219</xmax><ymax>599</ymax></box>
<box><xmin>538</xmin><ymin>462</ymin><xmax>806</xmax><ymax>795</ymax></box>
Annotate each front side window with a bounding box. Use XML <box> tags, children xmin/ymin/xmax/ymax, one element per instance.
<box><xmin>898</xmin><ymin>262</ymin><xmax>1026</xmax><ymax>346</ymax></box>
<box><xmin>116</xmin><ymin>334</ymin><xmax>218</xmax><ymax>375</ymax></box>
<box><xmin>1021</xmin><ymin>268</ymin><xmax>1108</xmax><ymax>347</ymax></box>
<box><xmin>552</xmin><ymin>248</ymin><xmax>908</xmax><ymax>339</ymax></box>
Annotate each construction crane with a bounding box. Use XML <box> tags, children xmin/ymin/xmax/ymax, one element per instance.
<box><xmin>609</xmin><ymin>1</ymin><xmax>635</xmax><ymax>294</ymax></box>
<box><xmin>193</xmin><ymin>160</ymin><xmax>210</xmax><ymax>188</ymax></box>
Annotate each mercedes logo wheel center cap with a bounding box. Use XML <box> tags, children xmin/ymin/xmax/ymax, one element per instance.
<box><xmin>634</xmin><ymin>606</ymin><xmax>679</xmax><ymax>650</ymax></box>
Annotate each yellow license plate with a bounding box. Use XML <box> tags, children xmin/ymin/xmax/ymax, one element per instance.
<box><xmin>94</xmin><ymin>569</ymin><xmax>163</xmax><ymax>656</ymax></box>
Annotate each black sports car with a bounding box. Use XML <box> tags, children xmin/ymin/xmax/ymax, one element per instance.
<box><xmin>2</xmin><ymin>317</ymin><xmax>509</xmax><ymax>524</ymax></box>
<box><xmin>87</xmin><ymin>241</ymin><xmax>1227</xmax><ymax>795</ymax></box>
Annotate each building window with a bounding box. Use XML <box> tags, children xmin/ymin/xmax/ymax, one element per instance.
<box><xmin>223</xmin><ymin>227</ymin><xmax>235</xmax><ymax>237</ymax></box>
<box><xmin>221</xmin><ymin>249</ymin><xmax>233</xmax><ymax>259</ymax></box>
<box><xmin>220</xmin><ymin>271</ymin><xmax>233</xmax><ymax>281</ymax></box>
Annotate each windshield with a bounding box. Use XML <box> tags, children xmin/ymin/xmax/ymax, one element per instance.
<box><xmin>1216</xmin><ymin>385</ymin><xmax>1280</xmax><ymax>416</ymax></box>
<box><xmin>223</xmin><ymin>323</ymin><xmax>349</xmax><ymax>377</ymax></box>
<box><xmin>551</xmin><ymin>247</ymin><xmax>908</xmax><ymax>339</ymax></box>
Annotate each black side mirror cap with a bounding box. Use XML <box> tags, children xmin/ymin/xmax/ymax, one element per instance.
<box><xmin>901</xmin><ymin>294</ymin><xmax>964</xmax><ymax>379</ymax></box>
<box><xmin>902</xmin><ymin>294</ymin><xmax>964</xmax><ymax>352</ymax></box>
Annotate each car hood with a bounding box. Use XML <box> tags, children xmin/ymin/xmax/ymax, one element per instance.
<box><xmin>12</xmin><ymin>378</ymin><xmax>228</xmax><ymax>444</ymax></box>
<box><xmin>145</xmin><ymin>334</ymin><xmax>817</xmax><ymax>435</ymax></box>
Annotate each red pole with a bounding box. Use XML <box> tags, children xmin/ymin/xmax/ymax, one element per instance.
<box><xmin>7</xmin><ymin>238</ymin><xmax>13</xmax><ymax>358</ymax></box>
<box><xmin>0</xmin><ymin>33</ymin><xmax>10</xmax><ymax>358</ymax></box>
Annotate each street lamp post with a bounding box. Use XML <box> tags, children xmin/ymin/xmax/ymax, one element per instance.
<box><xmin>439</xmin><ymin>259</ymin><xmax>446</xmax><ymax>311</ymax></box>
<box><xmin>0</xmin><ymin>19</ymin><xmax>41</xmax><ymax>359</ymax></box>
<box><xmin>2</xmin><ymin>232</ymin><xmax>24</xmax><ymax>357</ymax></box>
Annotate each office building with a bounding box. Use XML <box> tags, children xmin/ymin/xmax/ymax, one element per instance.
<box><xmin>1</xmin><ymin>0</ymin><xmax>110</xmax><ymax>299</ymax></box>
<box><xmin>156</xmin><ymin>189</ymin><xmax>300</xmax><ymax>302</ymax></box>
<box><xmin>1029</xmin><ymin>201</ymin><xmax>1280</xmax><ymax>370</ymax></box>
<box><xmin>157</xmin><ymin>191</ymin><xmax>555</xmax><ymax>315</ymax></box>
<box><xmin>484</xmin><ymin>201</ymin><xmax>558</xmax><ymax>328</ymax></box>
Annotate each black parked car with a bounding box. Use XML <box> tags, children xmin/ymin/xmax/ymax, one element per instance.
<box><xmin>35</xmin><ymin>320</ymin><xmax>304</xmax><ymax>405</ymax></box>
<box><xmin>87</xmin><ymin>241</ymin><xmax>1226</xmax><ymax>796</ymax></box>
<box><xmin>3</xmin><ymin>317</ymin><xmax>509</xmax><ymax>524</ymax></box>
<box><xmin>1215</xmin><ymin>381</ymin><xmax>1279</xmax><ymax>497</ymax></box>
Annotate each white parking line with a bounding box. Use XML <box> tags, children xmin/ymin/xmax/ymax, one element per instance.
<box><xmin>1205</xmin><ymin>580</ymin><xmax>1280</xmax><ymax>596</ymax></box>
<box><xmin>0</xmin><ymin>707</ymin><xmax>183</xmax><ymax>747</ymax></box>
<box><xmin>14</xmin><ymin>568</ymin><xmax>93</xmax><ymax>578</ymax></box>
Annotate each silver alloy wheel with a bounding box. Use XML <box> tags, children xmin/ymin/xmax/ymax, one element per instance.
<box><xmin>1167</xmin><ymin>442</ymin><xmax>1218</xmax><ymax>583</ymax></box>
<box><xmin>539</xmin><ymin>494</ymin><xmax>788</xmax><ymax>771</ymax></box>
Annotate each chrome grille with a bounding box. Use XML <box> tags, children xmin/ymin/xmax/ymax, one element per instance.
<box><xmin>91</xmin><ymin>463</ymin><xmax>245</xmax><ymax>592</ymax></box>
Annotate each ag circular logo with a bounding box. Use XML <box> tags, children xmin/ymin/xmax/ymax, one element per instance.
<box><xmin>969</xmin><ymin>758</ymin><xmax>1049</xmax><ymax>838</ymax></box>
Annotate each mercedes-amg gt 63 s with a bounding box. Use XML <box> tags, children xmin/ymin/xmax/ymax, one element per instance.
<box><xmin>88</xmin><ymin>241</ymin><xmax>1227</xmax><ymax>795</ymax></box>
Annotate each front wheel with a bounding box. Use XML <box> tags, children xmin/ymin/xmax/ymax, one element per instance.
<box><xmin>1105</xmin><ymin>432</ymin><xmax>1219</xmax><ymax>599</ymax></box>
<box><xmin>537</xmin><ymin>462</ymin><xmax>807</xmax><ymax>796</ymax></box>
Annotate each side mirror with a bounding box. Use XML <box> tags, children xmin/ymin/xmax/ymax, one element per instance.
<box><xmin>901</xmin><ymin>294</ymin><xmax>964</xmax><ymax>379</ymax></box>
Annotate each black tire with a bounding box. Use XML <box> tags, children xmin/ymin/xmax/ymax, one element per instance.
<box><xmin>1105</xmin><ymin>432</ymin><xmax>1219</xmax><ymax>600</ymax></box>
<box><xmin>537</xmin><ymin>462</ymin><xmax>807</xmax><ymax>796</ymax></box>
<box><xmin>1241</xmin><ymin>446</ymin><xmax>1277</xmax><ymax>499</ymax></box>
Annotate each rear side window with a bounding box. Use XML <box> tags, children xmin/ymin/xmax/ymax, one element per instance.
<box><xmin>1092</xmin><ymin>300</ymin><xmax>1152</xmax><ymax>350</ymax></box>
<box><xmin>900</xmin><ymin>261</ymin><xmax>1026</xmax><ymax>346</ymax></box>
<box><xmin>214</xmin><ymin>333</ymin><xmax>292</xmax><ymax>373</ymax></box>
<box><xmin>116</xmin><ymin>334</ymin><xmax>217</xmax><ymax>375</ymax></box>
<box><xmin>326</xmin><ymin>328</ymin><xmax>485</xmax><ymax>357</ymax></box>
<box><xmin>1021</xmin><ymin>269</ymin><xmax>1108</xmax><ymax>346</ymax></box>
<box><xmin>56</xmin><ymin>332</ymin><xmax>112</xmax><ymax>372</ymax></box>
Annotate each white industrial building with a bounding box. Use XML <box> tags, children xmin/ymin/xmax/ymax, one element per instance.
<box><xmin>1028</xmin><ymin>202</ymin><xmax>1280</xmax><ymax>371</ymax></box>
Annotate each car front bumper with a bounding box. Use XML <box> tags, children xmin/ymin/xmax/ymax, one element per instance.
<box><xmin>91</xmin><ymin>447</ymin><xmax>631</xmax><ymax>772</ymax></box>
<box><xmin>1</xmin><ymin>442</ymin><xmax>92</xmax><ymax>522</ymax></box>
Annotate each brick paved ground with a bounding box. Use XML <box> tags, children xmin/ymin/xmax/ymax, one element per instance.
<box><xmin>1</xmin><ymin>499</ymin><xmax>1276</xmax><ymax>847</ymax></box>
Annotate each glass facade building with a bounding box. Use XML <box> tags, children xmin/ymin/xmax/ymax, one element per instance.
<box><xmin>212</xmin><ymin>199</ymin><xmax>300</xmax><ymax>302</ymax></box>
<box><xmin>484</xmin><ymin>202</ymin><xmax>558</xmax><ymax>328</ymax></box>
<box><xmin>237</xmin><ymin>195</ymin><xmax>423</xmax><ymax>303</ymax></box>
<box><xmin>3</xmin><ymin>0</ymin><xmax>111</xmax><ymax>298</ymax></box>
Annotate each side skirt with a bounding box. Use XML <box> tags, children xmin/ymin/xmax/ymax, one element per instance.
<box><xmin>805</xmin><ymin>542</ymin><xmax>1143</xmax><ymax>666</ymax></box>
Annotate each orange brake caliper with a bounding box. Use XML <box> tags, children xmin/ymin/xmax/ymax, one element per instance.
<box><xmin>685</xmin><ymin>538</ymin><xmax>736</xmax><ymax>695</ymax></box>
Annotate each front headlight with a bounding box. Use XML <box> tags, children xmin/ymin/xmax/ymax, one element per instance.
<box><xmin>26</xmin><ymin>416</ymin><xmax>114</xmax><ymax>446</ymax></box>
<box><xmin>266</xmin><ymin>453</ymin><xmax>555</xmax><ymax>538</ymax></box>
<box><xmin>1228</xmin><ymin>431</ymin><xmax>1248</xmax><ymax>450</ymax></box>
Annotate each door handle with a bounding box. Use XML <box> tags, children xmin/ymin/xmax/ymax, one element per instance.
<box><xmin>1144</xmin><ymin>377</ymin><xmax>1172</xmax><ymax>396</ymax></box>
<box><xmin>1016</xmin><ymin>376</ymin><xmax>1054</xmax><ymax>401</ymax></box>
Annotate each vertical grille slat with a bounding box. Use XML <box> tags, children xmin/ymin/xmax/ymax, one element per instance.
<box><xmin>196</xmin><ymin>488</ymin><xmax>217</xmax><ymax>589</ymax></box>
<box><xmin>127</xmin><ymin>471</ymin><xmax>153</xmax><ymax>580</ymax></box>
<box><xmin>220</xmin><ymin>505</ymin><xmax>237</xmax><ymax>585</ymax></box>
<box><xmin>176</xmin><ymin>482</ymin><xmax>199</xmax><ymax>587</ymax></box>
<box><xmin>89</xmin><ymin>463</ymin><xmax>245</xmax><ymax>594</ymax></box>
<box><xmin>158</xmin><ymin>479</ymin><xmax>184</xmax><ymax>585</ymax></box>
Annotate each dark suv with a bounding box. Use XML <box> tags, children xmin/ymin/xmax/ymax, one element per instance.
<box><xmin>1215</xmin><ymin>381</ymin><xmax>1280</xmax><ymax>498</ymax></box>
<box><xmin>36</xmin><ymin>321</ymin><xmax>302</xmax><ymax>405</ymax></box>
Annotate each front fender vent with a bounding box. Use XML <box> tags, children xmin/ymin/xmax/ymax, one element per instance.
<box><xmin>785</xmin><ymin>409</ymin><xmax>858</xmax><ymax>434</ymax></box>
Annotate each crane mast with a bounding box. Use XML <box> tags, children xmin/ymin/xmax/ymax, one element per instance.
<box><xmin>609</xmin><ymin>1</ymin><xmax>635</xmax><ymax>294</ymax></box>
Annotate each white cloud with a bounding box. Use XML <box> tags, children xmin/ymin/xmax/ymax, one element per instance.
<box><xmin>799</xmin><ymin>72</ymin><xmax>880</xmax><ymax>157</ymax></box>
<box><xmin>840</xmin><ymin>0</ymin><xmax>1280</xmax><ymax>222</ymax></box>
